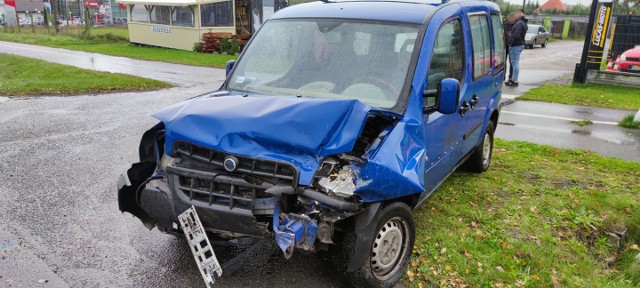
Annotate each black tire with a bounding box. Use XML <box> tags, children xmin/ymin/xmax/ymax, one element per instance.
<box><xmin>340</xmin><ymin>202</ymin><xmax>416</xmax><ymax>288</ymax></box>
<box><xmin>542</xmin><ymin>39</ymin><xmax>548</xmax><ymax>48</ymax></box>
<box><xmin>465</xmin><ymin>121</ymin><xmax>495</xmax><ymax>173</ymax></box>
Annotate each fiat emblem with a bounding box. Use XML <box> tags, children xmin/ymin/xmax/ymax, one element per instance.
<box><xmin>223</xmin><ymin>156</ymin><xmax>239</xmax><ymax>172</ymax></box>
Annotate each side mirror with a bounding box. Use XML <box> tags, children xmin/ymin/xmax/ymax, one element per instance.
<box><xmin>225</xmin><ymin>60</ymin><xmax>236</xmax><ymax>77</ymax></box>
<box><xmin>437</xmin><ymin>78</ymin><xmax>460</xmax><ymax>115</ymax></box>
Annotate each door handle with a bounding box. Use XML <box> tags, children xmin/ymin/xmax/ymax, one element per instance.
<box><xmin>460</xmin><ymin>100</ymin><xmax>471</xmax><ymax>117</ymax></box>
<box><xmin>471</xmin><ymin>95</ymin><xmax>479</xmax><ymax>108</ymax></box>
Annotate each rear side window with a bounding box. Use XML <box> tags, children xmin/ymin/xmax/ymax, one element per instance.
<box><xmin>426</xmin><ymin>18</ymin><xmax>465</xmax><ymax>96</ymax></box>
<box><xmin>469</xmin><ymin>13</ymin><xmax>491</xmax><ymax>79</ymax></box>
<box><xmin>491</xmin><ymin>14</ymin><xmax>505</xmax><ymax>68</ymax></box>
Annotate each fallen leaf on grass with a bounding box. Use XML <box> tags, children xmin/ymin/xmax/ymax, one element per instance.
<box><xmin>630</xmin><ymin>244</ymin><xmax>640</xmax><ymax>251</ymax></box>
<box><xmin>496</xmin><ymin>266</ymin><xmax>504</xmax><ymax>272</ymax></box>
<box><xmin>530</xmin><ymin>235</ymin><xmax>542</xmax><ymax>247</ymax></box>
<box><xmin>407</xmin><ymin>270</ymin><xmax>415</xmax><ymax>282</ymax></box>
<box><xmin>471</xmin><ymin>221</ymin><xmax>478</xmax><ymax>228</ymax></box>
<box><xmin>463</xmin><ymin>249</ymin><xmax>473</xmax><ymax>260</ymax></box>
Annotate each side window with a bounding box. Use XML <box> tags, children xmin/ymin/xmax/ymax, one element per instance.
<box><xmin>469</xmin><ymin>13</ymin><xmax>491</xmax><ymax>79</ymax></box>
<box><xmin>426</xmin><ymin>18</ymin><xmax>464</xmax><ymax>103</ymax></box>
<box><xmin>491</xmin><ymin>14</ymin><xmax>505</xmax><ymax>68</ymax></box>
<box><xmin>131</xmin><ymin>5</ymin><xmax>149</xmax><ymax>23</ymax></box>
<box><xmin>539</xmin><ymin>27</ymin><xmax>544</xmax><ymax>33</ymax></box>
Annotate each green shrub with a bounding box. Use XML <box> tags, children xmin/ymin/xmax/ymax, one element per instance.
<box><xmin>220</xmin><ymin>37</ymin><xmax>231</xmax><ymax>54</ymax></box>
<box><xmin>618</xmin><ymin>114</ymin><xmax>640</xmax><ymax>129</ymax></box>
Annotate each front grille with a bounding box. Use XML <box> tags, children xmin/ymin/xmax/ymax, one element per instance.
<box><xmin>167</xmin><ymin>141</ymin><xmax>298</xmax><ymax>210</ymax></box>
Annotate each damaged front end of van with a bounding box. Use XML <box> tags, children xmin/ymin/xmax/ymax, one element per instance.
<box><xmin>117</xmin><ymin>93</ymin><xmax>426</xmax><ymax>262</ymax></box>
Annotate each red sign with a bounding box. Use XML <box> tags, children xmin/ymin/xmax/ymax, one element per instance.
<box><xmin>84</xmin><ymin>1</ymin><xmax>100</xmax><ymax>7</ymax></box>
<box><xmin>119</xmin><ymin>3</ymin><xmax>126</xmax><ymax>9</ymax></box>
<box><xmin>5</xmin><ymin>0</ymin><xmax>16</xmax><ymax>8</ymax></box>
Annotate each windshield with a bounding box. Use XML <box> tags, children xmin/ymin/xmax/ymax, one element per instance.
<box><xmin>227</xmin><ymin>19</ymin><xmax>420</xmax><ymax>109</ymax></box>
<box><xmin>527</xmin><ymin>25</ymin><xmax>539</xmax><ymax>34</ymax></box>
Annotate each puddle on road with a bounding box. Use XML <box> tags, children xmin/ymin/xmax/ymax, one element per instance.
<box><xmin>571</xmin><ymin>128</ymin><xmax>639</xmax><ymax>145</ymax></box>
<box><xmin>572</xmin><ymin>129</ymin><xmax>592</xmax><ymax>135</ymax></box>
<box><xmin>575</xmin><ymin>110</ymin><xmax>593</xmax><ymax>115</ymax></box>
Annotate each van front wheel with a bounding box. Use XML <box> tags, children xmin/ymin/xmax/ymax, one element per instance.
<box><xmin>342</xmin><ymin>202</ymin><xmax>415</xmax><ymax>288</ymax></box>
<box><xmin>466</xmin><ymin>121</ymin><xmax>494</xmax><ymax>173</ymax></box>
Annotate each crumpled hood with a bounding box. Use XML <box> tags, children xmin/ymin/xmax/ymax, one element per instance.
<box><xmin>153</xmin><ymin>94</ymin><xmax>373</xmax><ymax>185</ymax></box>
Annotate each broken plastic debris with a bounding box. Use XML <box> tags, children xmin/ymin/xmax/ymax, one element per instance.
<box><xmin>317</xmin><ymin>166</ymin><xmax>356</xmax><ymax>197</ymax></box>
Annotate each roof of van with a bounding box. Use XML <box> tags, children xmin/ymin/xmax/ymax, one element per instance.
<box><xmin>271</xmin><ymin>1</ymin><xmax>441</xmax><ymax>24</ymax></box>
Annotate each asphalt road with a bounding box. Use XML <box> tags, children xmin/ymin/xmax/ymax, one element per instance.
<box><xmin>497</xmin><ymin>39</ymin><xmax>640</xmax><ymax>162</ymax></box>
<box><xmin>0</xmin><ymin>41</ymin><xmax>226</xmax><ymax>88</ymax></box>
<box><xmin>0</xmin><ymin>86</ymin><xmax>351</xmax><ymax>288</ymax></box>
<box><xmin>0</xmin><ymin>39</ymin><xmax>638</xmax><ymax>288</ymax></box>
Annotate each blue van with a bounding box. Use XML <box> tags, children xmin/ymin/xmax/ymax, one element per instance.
<box><xmin>118</xmin><ymin>0</ymin><xmax>504</xmax><ymax>286</ymax></box>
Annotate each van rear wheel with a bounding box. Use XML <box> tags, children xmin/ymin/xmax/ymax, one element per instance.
<box><xmin>466</xmin><ymin>121</ymin><xmax>494</xmax><ymax>173</ymax></box>
<box><xmin>339</xmin><ymin>202</ymin><xmax>415</xmax><ymax>288</ymax></box>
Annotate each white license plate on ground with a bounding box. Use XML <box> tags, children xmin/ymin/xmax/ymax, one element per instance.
<box><xmin>178</xmin><ymin>206</ymin><xmax>222</xmax><ymax>287</ymax></box>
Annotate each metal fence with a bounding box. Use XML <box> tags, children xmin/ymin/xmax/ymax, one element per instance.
<box><xmin>610</xmin><ymin>15</ymin><xmax>640</xmax><ymax>58</ymax></box>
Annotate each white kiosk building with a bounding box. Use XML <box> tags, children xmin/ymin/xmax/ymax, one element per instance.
<box><xmin>117</xmin><ymin>0</ymin><xmax>237</xmax><ymax>50</ymax></box>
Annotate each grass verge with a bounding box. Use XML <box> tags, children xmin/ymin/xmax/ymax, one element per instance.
<box><xmin>406</xmin><ymin>139</ymin><xmax>640</xmax><ymax>287</ymax></box>
<box><xmin>517</xmin><ymin>83</ymin><xmax>640</xmax><ymax>111</ymax></box>
<box><xmin>0</xmin><ymin>27</ymin><xmax>237</xmax><ymax>68</ymax></box>
<box><xmin>618</xmin><ymin>114</ymin><xmax>640</xmax><ymax>129</ymax></box>
<box><xmin>571</xmin><ymin>119</ymin><xmax>593</xmax><ymax>127</ymax></box>
<box><xmin>0</xmin><ymin>53</ymin><xmax>172</xmax><ymax>96</ymax></box>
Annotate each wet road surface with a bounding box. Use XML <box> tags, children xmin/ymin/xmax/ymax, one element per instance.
<box><xmin>497</xmin><ymin>101</ymin><xmax>640</xmax><ymax>162</ymax></box>
<box><xmin>502</xmin><ymin>39</ymin><xmax>583</xmax><ymax>98</ymax></box>
<box><xmin>0</xmin><ymin>87</ymin><xmax>352</xmax><ymax>288</ymax></box>
<box><xmin>498</xmin><ymin>40</ymin><xmax>640</xmax><ymax>162</ymax></box>
<box><xmin>0</xmin><ymin>41</ymin><xmax>225</xmax><ymax>87</ymax></box>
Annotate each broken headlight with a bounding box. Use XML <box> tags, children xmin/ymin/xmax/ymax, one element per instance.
<box><xmin>314</xmin><ymin>157</ymin><xmax>359</xmax><ymax>198</ymax></box>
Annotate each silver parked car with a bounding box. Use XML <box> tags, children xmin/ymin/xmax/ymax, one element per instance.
<box><xmin>525</xmin><ymin>24</ymin><xmax>549</xmax><ymax>48</ymax></box>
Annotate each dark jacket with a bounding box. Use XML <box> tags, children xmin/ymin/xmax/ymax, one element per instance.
<box><xmin>504</xmin><ymin>22</ymin><xmax>514</xmax><ymax>49</ymax></box>
<box><xmin>509</xmin><ymin>16</ymin><xmax>528</xmax><ymax>47</ymax></box>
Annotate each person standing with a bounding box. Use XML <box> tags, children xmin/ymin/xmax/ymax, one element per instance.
<box><xmin>503</xmin><ymin>12</ymin><xmax>517</xmax><ymax>83</ymax></box>
<box><xmin>505</xmin><ymin>11</ymin><xmax>528</xmax><ymax>87</ymax></box>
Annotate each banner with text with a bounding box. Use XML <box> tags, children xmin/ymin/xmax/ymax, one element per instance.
<box><xmin>586</xmin><ymin>1</ymin><xmax>613</xmax><ymax>70</ymax></box>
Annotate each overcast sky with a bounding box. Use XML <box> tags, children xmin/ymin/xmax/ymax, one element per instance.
<box><xmin>503</xmin><ymin>0</ymin><xmax>595</xmax><ymax>6</ymax></box>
